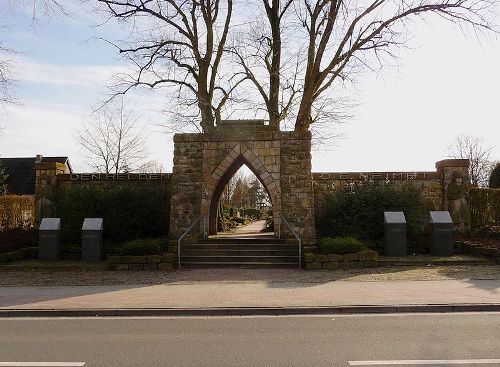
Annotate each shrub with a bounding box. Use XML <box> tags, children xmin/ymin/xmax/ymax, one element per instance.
<box><xmin>469</xmin><ymin>188</ymin><xmax>500</xmax><ymax>228</ymax></box>
<box><xmin>316</xmin><ymin>181</ymin><xmax>430</xmax><ymax>241</ymax></box>
<box><xmin>319</xmin><ymin>237</ymin><xmax>364</xmax><ymax>254</ymax></box>
<box><xmin>0</xmin><ymin>195</ymin><xmax>36</xmax><ymax>231</ymax></box>
<box><xmin>240</xmin><ymin>208</ymin><xmax>263</xmax><ymax>220</ymax></box>
<box><xmin>120</xmin><ymin>238</ymin><xmax>163</xmax><ymax>256</ymax></box>
<box><xmin>57</xmin><ymin>184</ymin><xmax>170</xmax><ymax>244</ymax></box>
<box><xmin>0</xmin><ymin>229</ymin><xmax>37</xmax><ymax>253</ymax></box>
<box><xmin>489</xmin><ymin>163</ymin><xmax>500</xmax><ymax>189</ymax></box>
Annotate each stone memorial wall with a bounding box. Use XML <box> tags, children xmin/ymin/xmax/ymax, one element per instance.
<box><xmin>33</xmin><ymin>121</ymin><xmax>469</xmax><ymax>242</ymax></box>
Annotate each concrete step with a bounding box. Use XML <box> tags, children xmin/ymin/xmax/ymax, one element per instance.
<box><xmin>179</xmin><ymin>262</ymin><xmax>300</xmax><ymax>268</ymax></box>
<box><xmin>180</xmin><ymin>255</ymin><xmax>300</xmax><ymax>263</ymax></box>
<box><xmin>179</xmin><ymin>238</ymin><xmax>301</xmax><ymax>268</ymax></box>
<box><xmin>181</xmin><ymin>244</ymin><xmax>298</xmax><ymax>251</ymax></box>
<box><xmin>180</xmin><ymin>249</ymin><xmax>298</xmax><ymax>256</ymax></box>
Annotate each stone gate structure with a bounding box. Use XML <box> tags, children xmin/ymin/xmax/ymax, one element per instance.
<box><xmin>168</xmin><ymin>120</ymin><xmax>317</xmax><ymax>243</ymax></box>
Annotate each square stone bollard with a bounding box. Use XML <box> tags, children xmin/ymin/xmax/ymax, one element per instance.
<box><xmin>39</xmin><ymin>218</ymin><xmax>61</xmax><ymax>261</ymax></box>
<box><xmin>384</xmin><ymin>212</ymin><xmax>407</xmax><ymax>256</ymax></box>
<box><xmin>429</xmin><ymin>211</ymin><xmax>454</xmax><ymax>256</ymax></box>
<box><xmin>82</xmin><ymin>218</ymin><xmax>103</xmax><ymax>262</ymax></box>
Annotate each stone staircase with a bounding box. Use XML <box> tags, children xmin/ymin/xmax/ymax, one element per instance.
<box><xmin>178</xmin><ymin>237</ymin><xmax>301</xmax><ymax>268</ymax></box>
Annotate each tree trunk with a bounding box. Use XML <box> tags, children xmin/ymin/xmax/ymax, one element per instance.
<box><xmin>197</xmin><ymin>69</ymin><xmax>214</xmax><ymax>132</ymax></box>
<box><xmin>267</xmin><ymin>0</ymin><xmax>281</xmax><ymax>131</ymax></box>
<box><xmin>295</xmin><ymin>86</ymin><xmax>314</xmax><ymax>132</ymax></box>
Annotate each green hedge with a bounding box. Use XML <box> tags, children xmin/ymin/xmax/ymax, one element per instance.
<box><xmin>0</xmin><ymin>247</ymin><xmax>38</xmax><ymax>263</ymax></box>
<box><xmin>121</xmin><ymin>238</ymin><xmax>164</xmax><ymax>256</ymax></box>
<box><xmin>318</xmin><ymin>237</ymin><xmax>364</xmax><ymax>254</ymax></box>
<box><xmin>316</xmin><ymin>181</ymin><xmax>431</xmax><ymax>241</ymax></box>
<box><xmin>469</xmin><ymin>188</ymin><xmax>500</xmax><ymax>228</ymax></box>
<box><xmin>57</xmin><ymin>184</ymin><xmax>170</xmax><ymax>245</ymax></box>
<box><xmin>489</xmin><ymin>164</ymin><xmax>500</xmax><ymax>189</ymax></box>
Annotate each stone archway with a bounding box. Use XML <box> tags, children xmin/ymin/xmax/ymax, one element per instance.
<box><xmin>200</xmin><ymin>143</ymin><xmax>281</xmax><ymax>236</ymax></box>
<box><xmin>169</xmin><ymin>120</ymin><xmax>316</xmax><ymax>244</ymax></box>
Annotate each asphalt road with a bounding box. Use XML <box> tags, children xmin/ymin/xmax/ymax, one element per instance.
<box><xmin>0</xmin><ymin>313</ymin><xmax>499</xmax><ymax>367</ymax></box>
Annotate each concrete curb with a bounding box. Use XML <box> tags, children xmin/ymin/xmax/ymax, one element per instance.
<box><xmin>1</xmin><ymin>304</ymin><xmax>499</xmax><ymax>317</ymax></box>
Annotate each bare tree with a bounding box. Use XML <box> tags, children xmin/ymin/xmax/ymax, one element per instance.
<box><xmin>96</xmin><ymin>0</ymin><xmax>495</xmax><ymax>134</ymax></box>
<box><xmin>95</xmin><ymin>0</ymin><xmax>246</xmax><ymax>132</ymax></box>
<box><xmin>78</xmin><ymin>98</ymin><xmax>150</xmax><ymax>174</ymax></box>
<box><xmin>0</xmin><ymin>0</ymin><xmax>66</xmax><ymax>116</ymax></box>
<box><xmin>229</xmin><ymin>0</ymin><xmax>300</xmax><ymax>130</ymax></box>
<box><xmin>448</xmin><ymin>133</ymin><xmax>493</xmax><ymax>187</ymax></box>
<box><xmin>290</xmin><ymin>0</ymin><xmax>495</xmax><ymax>132</ymax></box>
<box><xmin>0</xmin><ymin>40</ymin><xmax>15</xmax><ymax>111</ymax></box>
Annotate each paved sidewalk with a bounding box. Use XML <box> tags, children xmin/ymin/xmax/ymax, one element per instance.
<box><xmin>1</xmin><ymin>278</ymin><xmax>498</xmax><ymax>312</ymax></box>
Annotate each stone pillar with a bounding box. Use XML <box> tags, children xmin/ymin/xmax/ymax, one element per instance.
<box><xmin>279</xmin><ymin>131</ymin><xmax>316</xmax><ymax>244</ymax></box>
<box><xmin>34</xmin><ymin>156</ymin><xmax>67</xmax><ymax>223</ymax></box>
<box><xmin>169</xmin><ymin>134</ymin><xmax>204</xmax><ymax>240</ymax></box>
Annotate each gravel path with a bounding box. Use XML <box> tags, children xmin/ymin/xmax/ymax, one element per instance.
<box><xmin>0</xmin><ymin>265</ymin><xmax>499</xmax><ymax>287</ymax></box>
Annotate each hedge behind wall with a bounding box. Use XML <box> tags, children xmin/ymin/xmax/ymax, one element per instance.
<box><xmin>469</xmin><ymin>188</ymin><xmax>500</xmax><ymax>228</ymax></box>
<box><xmin>57</xmin><ymin>184</ymin><xmax>170</xmax><ymax>245</ymax></box>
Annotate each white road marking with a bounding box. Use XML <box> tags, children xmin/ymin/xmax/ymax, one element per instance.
<box><xmin>0</xmin><ymin>363</ymin><xmax>85</xmax><ymax>366</ymax></box>
<box><xmin>349</xmin><ymin>360</ymin><xmax>500</xmax><ymax>365</ymax></box>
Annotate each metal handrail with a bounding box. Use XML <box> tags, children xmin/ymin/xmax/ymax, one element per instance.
<box><xmin>281</xmin><ymin>217</ymin><xmax>302</xmax><ymax>269</ymax></box>
<box><xmin>177</xmin><ymin>217</ymin><xmax>201</xmax><ymax>268</ymax></box>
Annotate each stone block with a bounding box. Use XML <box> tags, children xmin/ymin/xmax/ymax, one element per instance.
<box><xmin>81</xmin><ymin>218</ymin><xmax>103</xmax><ymax>262</ymax></box>
<box><xmin>120</xmin><ymin>256</ymin><xmax>132</xmax><ymax>264</ymax></box>
<box><xmin>159</xmin><ymin>262</ymin><xmax>173</xmax><ymax>270</ymax></box>
<box><xmin>363</xmin><ymin>260</ymin><xmax>378</xmax><ymax>268</ymax></box>
<box><xmin>342</xmin><ymin>253</ymin><xmax>359</xmax><ymax>261</ymax></box>
<box><xmin>39</xmin><ymin>218</ymin><xmax>61</xmax><ymax>261</ymax></box>
<box><xmin>327</xmin><ymin>254</ymin><xmax>343</xmax><ymax>262</ymax></box>
<box><xmin>107</xmin><ymin>255</ymin><xmax>122</xmax><ymax>264</ymax></box>
<box><xmin>324</xmin><ymin>261</ymin><xmax>339</xmax><ymax>269</ymax></box>
<box><xmin>358</xmin><ymin>250</ymin><xmax>378</xmax><ymax>261</ymax></box>
<box><xmin>116</xmin><ymin>264</ymin><xmax>129</xmax><ymax>270</ymax></box>
<box><xmin>144</xmin><ymin>263</ymin><xmax>158</xmax><ymax>271</ymax></box>
<box><xmin>129</xmin><ymin>264</ymin><xmax>144</xmax><ymax>270</ymax></box>
<box><xmin>350</xmin><ymin>261</ymin><xmax>362</xmax><ymax>268</ymax></box>
<box><xmin>131</xmin><ymin>256</ymin><xmax>147</xmax><ymax>264</ymax></box>
<box><xmin>147</xmin><ymin>255</ymin><xmax>162</xmax><ymax>263</ymax></box>
<box><xmin>429</xmin><ymin>211</ymin><xmax>454</xmax><ymax>256</ymax></box>
<box><xmin>303</xmin><ymin>246</ymin><xmax>317</xmax><ymax>253</ymax></box>
<box><xmin>162</xmin><ymin>253</ymin><xmax>176</xmax><ymax>263</ymax></box>
<box><xmin>384</xmin><ymin>211</ymin><xmax>407</xmax><ymax>256</ymax></box>
<box><xmin>339</xmin><ymin>262</ymin><xmax>350</xmax><ymax>269</ymax></box>
<box><xmin>303</xmin><ymin>252</ymin><xmax>315</xmax><ymax>263</ymax></box>
<box><xmin>315</xmin><ymin>254</ymin><xmax>330</xmax><ymax>262</ymax></box>
<box><xmin>305</xmin><ymin>261</ymin><xmax>322</xmax><ymax>270</ymax></box>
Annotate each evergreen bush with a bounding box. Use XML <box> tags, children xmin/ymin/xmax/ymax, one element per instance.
<box><xmin>316</xmin><ymin>181</ymin><xmax>430</xmax><ymax>241</ymax></box>
<box><xmin>57</xmin><ymin>184</ymin><xmax>170</xmax><ymax>245</ymax></box>
<box><xmin>121</xmin><ymin>238</ymin><xmax>163</xmax><ymax>256</ymax></box>
<box><xmin>318</xmin><ymin>237</ymin><xmax>364</xmax><ymax>254</ymax></box>
<box><xmin>489</xmin><ymin>163</ymin><xmax>500</xmax><ymax>189</ymax></box>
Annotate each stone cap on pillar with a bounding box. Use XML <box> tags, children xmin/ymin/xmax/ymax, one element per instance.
<box><xmin>82</xmin><ymin>218</ymin><xmax>103</xmax><ymax>231</ymax></box>
<box><xmin>384</xmin><ymin>211</ymin><xmax>406</xmax><ymax>224</ymax></box>
<box><xmin>429</xmin><ymin>211</ymin><xmax>453</xmax><ymax>224</ymax></box>
<box><xmin>435</xmin><ymin>159</ymin><xmax>470</xmax><ymax>172</ymax></box>
<box><xmin>40</xmin><ymin>218</ymin><xmax>61</xmax><ymax>231</ymax></box>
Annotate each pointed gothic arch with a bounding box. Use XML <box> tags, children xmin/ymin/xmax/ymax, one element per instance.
<box><xmin>201</xmin><ymin>143</ymin><xmax>282</xmax><ymax>236</ymax></box>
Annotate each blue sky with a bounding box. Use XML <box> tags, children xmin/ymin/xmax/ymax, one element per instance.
<box><xmin>0</xmin><ymin>1</ymin><xmax>499</xmax><ymax>173</ymax></box>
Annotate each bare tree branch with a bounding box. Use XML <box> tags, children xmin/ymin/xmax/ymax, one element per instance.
<box><xmin>448</xmin><ymin>133</ymin><xmax>493</xmax><ymax>187</ymax></box>
<box><xmin>77</xmin><ymin>97</ymin><xmax>151</xmax><ymax>174</ymax></box>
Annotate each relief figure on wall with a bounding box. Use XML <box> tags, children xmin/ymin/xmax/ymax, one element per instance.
<box><xmin>446</xmin><ymin>170</ymin><xmax>470</xmax><ymax>232</ymax></box>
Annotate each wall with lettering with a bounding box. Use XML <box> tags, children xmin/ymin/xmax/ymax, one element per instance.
<box><xmin>312</xmin><ymin>168</ymin><xmax>448</xmax><ymax>220</ymax></box>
